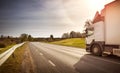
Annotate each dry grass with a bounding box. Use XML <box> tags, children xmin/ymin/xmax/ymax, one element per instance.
<box><xmin>0</xmin><ymin>44</ymin><xmax>15</xmax><ymax>54</ymax></box>
<box><xmin>0</xmin><ymin>43</ymin><xmax>27</xmax><ymax>73</ymax></box>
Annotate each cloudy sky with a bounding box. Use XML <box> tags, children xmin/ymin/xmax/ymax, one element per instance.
<box><xmin>0</xmin><ymin>0</ymin><xmax>114</xmax><ymax>37</ymax></box>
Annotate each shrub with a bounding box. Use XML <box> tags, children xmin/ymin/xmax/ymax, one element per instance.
<box><xmin>0</xmin><ymin>43</ymin><xmax>6</xmax><ymax>48</ymax></box>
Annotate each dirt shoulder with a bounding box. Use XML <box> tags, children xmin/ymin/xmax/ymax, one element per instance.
<box><xmin>0</xmin><ymin>42</ymin><xmax>36</xmax><ymax>73</ymax></box>
<box><xmin>21</xmin><ymin>44</ymin><xmax>36</xmax><ymax>73</ymax></box>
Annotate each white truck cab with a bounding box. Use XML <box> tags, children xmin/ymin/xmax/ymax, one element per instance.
<box><xmin>86</xmin><ymin>0</ymin><xmax>120</xmax><ymax>56</ymax></box>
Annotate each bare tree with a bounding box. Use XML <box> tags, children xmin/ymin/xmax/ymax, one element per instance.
<box><xmin>84</xmin><ymin>19</ymin><xmax>92</xmax><ymax>28</ymax></box>
<box><xmin>50</xmin><ymin>35</ymin><xmax>54</xmax><ymax>39</ymax></box>
<box><xmin>84</xmin><ymin>20</ymin><xmax>93</xmax><ymax>37</ymax></box>
<box><xmin>70</xmin><ymin>31</ymin><xmax>77</xmax><ymax>38</ymax></box>
<box><xmin>20</xmin><ymin>33</ymin><xmax>28</xmax><ymax>42</ymax></box>
<box><xmin>62</xmin><ymin>33</ymin><xmax>70</xmax><ymax>39</ymax></box>
<box><xmin>0</xmin><ymin>35</ymin><xmax>4</xmax><ymax>39</ymax></box>
<box><xmin>76</xmin><ymin>32</ymin><xmax>82</xmax><ymax>38</ymax></box>
<box><xmin>28</xmin><ymin>35</ymin><xmax>33</xmax><ymax>41</ymax></box>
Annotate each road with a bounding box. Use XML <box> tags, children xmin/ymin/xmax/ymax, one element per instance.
<box><xmin>29</xmin><ymin>42</ymin><xmax>120</xmax><ymax>73</ymax></box>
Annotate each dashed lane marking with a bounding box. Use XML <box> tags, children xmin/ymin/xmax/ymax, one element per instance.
<box><xmin>48</xmin><ymin>60</ymin><xmax>56</xmax><ymax>67</ymax></box>
<box><xmin>39</xmin><ymin>53</ymin><xmax>43</xmax><ymax>56</ymax></box>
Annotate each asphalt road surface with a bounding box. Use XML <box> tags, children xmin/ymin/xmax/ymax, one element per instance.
<box><xmin>29</xmin><ymin>42</ymin><xmax>120</xmax><ymax>73</ymax></box>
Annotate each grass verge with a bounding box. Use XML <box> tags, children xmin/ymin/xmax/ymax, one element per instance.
<box><xmin>51</xmin><ymin>38</ymin><xmax>86</xmax><ymax>48</ymax></box>
<box><xmin>0</xmin><ymin>44</ymin><xmax>15</xmax><ymax>54</ymax></box>
<box><xmin>0</xmin><ymin>43</ymin><xmax>27</xmax><ymax>73</ymax></box>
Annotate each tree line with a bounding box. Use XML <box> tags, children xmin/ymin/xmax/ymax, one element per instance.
<box><xmin>0</xmin><ymin>30</ymin><xmax>87</xmax><ymax>48</ymax></box>
<box><xmin>62</xmin><ymin>31</ymin><xmax>86</xmax><ymax>39</ymax></box>
<box><xmin>0</xmin><ymin>33</ymin><xmax>33</xmax><ymax>48</ymax></box>
<box><xmin>0</xmin><ymin>34</ymin><xmax>56</xmax><ymax>48</ymax></box>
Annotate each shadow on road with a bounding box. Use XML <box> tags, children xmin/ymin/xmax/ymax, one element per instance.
<box><xmin>74</xmin><ymin>54</ymin><xmax>120</xmax><ymax>73</ymax></box>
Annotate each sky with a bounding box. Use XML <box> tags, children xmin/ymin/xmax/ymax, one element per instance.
<box><xmin>0</xmin><ymin>0</ymin><xmax>114</xmax><ymax>37</ymax></box>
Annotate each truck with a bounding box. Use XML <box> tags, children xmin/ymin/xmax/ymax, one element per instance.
<box><xmin>85</xmin><ymin>0</ymin><xmax>120</xmax><ymax>56</ymax></box>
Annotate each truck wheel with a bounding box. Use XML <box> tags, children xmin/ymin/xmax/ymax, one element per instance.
<box><xmin>91</xmin><ymin>43</ymin><xmax>102</xmax><ymax>56</ymax></box>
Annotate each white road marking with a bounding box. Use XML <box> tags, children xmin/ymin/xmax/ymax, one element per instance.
<box><xmin>39</xmin><ymin>53</ymin><xmax>43</xmax><ymax>56</ymax></box>
<box><xmin>48</xmin><ymin>60</ymin><xmax>56</xmax><ymax>67</ymax></box>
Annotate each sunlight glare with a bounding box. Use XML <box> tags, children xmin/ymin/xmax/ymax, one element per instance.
<box><xmin>87</xmin><ymin>0</ymin><xmax>114</xmax><ymax>11</ymax></box>
<box><xmin>88</xmin><ymin>0</ymin><xmax>105</xmax><ymax>11</ymax></box>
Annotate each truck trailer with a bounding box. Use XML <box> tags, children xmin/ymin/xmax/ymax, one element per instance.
<box><xmin>85</xmin><ymin>0</ymin><xmax>120</xmax><ymax>56</ymax></box>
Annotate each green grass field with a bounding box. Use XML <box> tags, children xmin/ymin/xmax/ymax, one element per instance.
<box><xmin>51</xmin><ymin>38</ymin><xmax>86</xmax><ymax>48</ymax></box>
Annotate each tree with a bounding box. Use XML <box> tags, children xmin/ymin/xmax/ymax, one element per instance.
<box><xmin>0</xmin><ymin>35</ymin><xmax>4</xmax><ymax>39</ymax></box>
<box><xmin>20</xmin><ymin>33</ymin><xmax>28</xmax><ymax>42</ymax></box>
<box><xmin>49</xmin><ymin>34</ymin><xmax>54</xmax><ymax>42</ymax></box>
<box><xmin>84</xmin><ymin>19</ymin><xmax>92</xmax><ymax>28</ymax></box>
<box><xmin>28</xmin><ymin>35</ymin><xmax>33</xmax><ymax>41</ymax></box>
<box><xmin>84</xmin><ymin>20</ymin><xmax>93</xmax><ymax>37</ymax></box>
<box><xmin>76</xmin><ymin>32</ymin><xmax>82</xmax><ymax>38</ymax></box>
<box><xmin>62</xmin><ymin>33</ymin><xmax>70</xmax><ymax>39</ymax></box>
<box><xmin>50</xmin><ymin>35</ymin><xmax>54</xmax><ymax>39</ymax></box>
<box><xmin>70</xmin><ymin>31</ymin><xmax>77</xmax><ymax>38</ymax></box>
